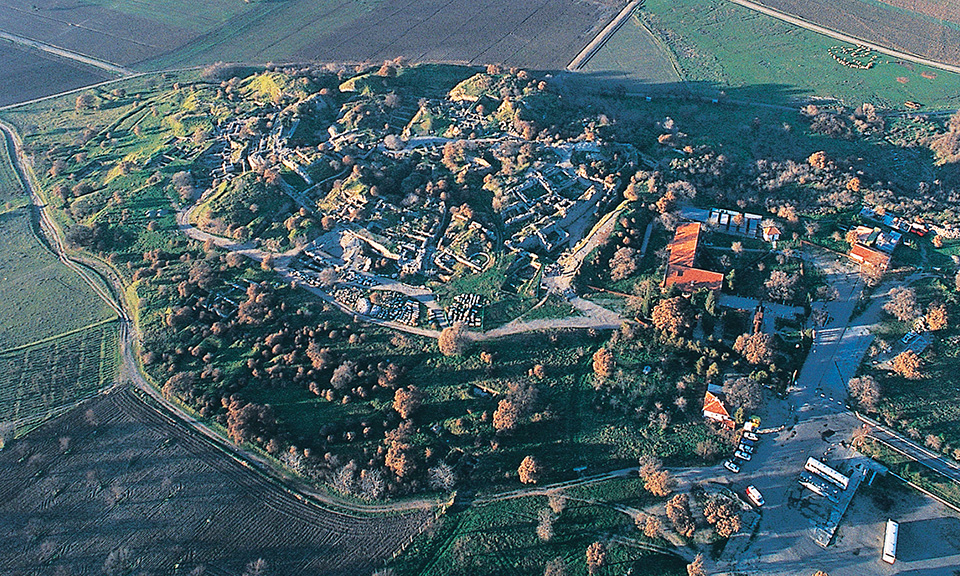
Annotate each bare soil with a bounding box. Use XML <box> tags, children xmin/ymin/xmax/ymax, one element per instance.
<box><xmin>0</xmin><ymin>0</ymin><xmax>618</xmax><ymax>70</ymax></box>
<box><xmin>0</xmin><ymin>387</ymin><xmax>432</xmax><ymax>576</ymax></box>
<box><xmin>0</xmin><ymin>42</ymin><xmax>107</xmax><ymax>107</ymax></box>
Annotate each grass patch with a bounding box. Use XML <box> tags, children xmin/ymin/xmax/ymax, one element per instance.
<box><xmin>391</xmin><ymin>477</ymin><xmax>685</xmax><ymax>576</ymax></box>
<box><xmin>640</xmin><ymin>0</ymin><xmax>960</xmax><ymax>111</ymax></box>
<box><xmin>0</xmin><ymin>321</ymin><xmax>120</xmax><ymax>433</ymax></box>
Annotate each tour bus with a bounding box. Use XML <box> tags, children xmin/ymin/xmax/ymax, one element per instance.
<box><xmin>882</xmin><ymin>519</ymin><xmax>898</xmax><ymax>564</ymax></box>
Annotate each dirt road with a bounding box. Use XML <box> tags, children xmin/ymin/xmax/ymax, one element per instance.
<box><xmin>3</xmin><ymin>120</ymin><xmax>440</xmax><ymax>516</ymax></box>
<box><xmin>726</xmin><ymin>0</ymin><xmax>960</xmax><ymax>75</ymax></box>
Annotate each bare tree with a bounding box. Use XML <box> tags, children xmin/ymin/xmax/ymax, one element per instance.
<box><xmin>651</xmin><ymin>296</ymin><xmax>694</xmax><ymax>336</ymax></box>
<box><xmin>544</xmin><ymin>557</ymin><xmax>567</xmax><ymax>576</ymax></box>
<box><xmin>883</xmin><ymin>287</ymin><xmax>918</xmax><ymax>322</ymax></box>
<box><xmin>548</xmin><ymin>491</ymin><xmax>567</xmax><ymax>515</ymax></box>
<box><xmin>243</xmin><ymin>558</ymin><xmax>268</xmax><ymax>576</ymax></box>
<box><xmin>666</xmin><ymin>493</ymin><xmax>696</xmax><ymax>537</ymax></box>
<box><xmin>726</xmin><ymin>377</ymin><xmax>762</xmax><ymax>413</ymax></box>
<box><xmin>518</xmin><ymin>455</ymin><xmax>541</xmax><ymax>484</ymax></box>
<box><xmin>765</xmin><ymin>270</ymin><xmax>799</xmax><ymax>302</ymax></box>
<box><xmin>892</xmin><ymin>350</ymin><xmax>923</xmax><ymax>379</ymax></box>
<box><xmin>393</xmin><ymin>386</ymin><xmax>424</xmax><ymax>419</ymax></box>
<box><xmin>686</xmin><ymin>553</ymin><xmax>706</xmax><ymax>576</ymax></box>
<box><xmin>609</xmin><ymin>247</ymin><xmax>638</xmax><ymax>281</ymax></box>
<box><xmin>733</xmin><ymin>333</ymin><xmax>776</xmax><ymax>365</ymax></box>
<box><xmin>428</xmin><ymin>463</ymin><xmax>456</xmax><ymax>491</ymax></box>
<box><xmin>537</xmin><ymin>508</ymin><xmax>556</xmax><ymax>541</ymax></box>
<box><xmin>638</xmin><ymin>455</ymin><xmax>674</xmax><ymax>497</ymax></box>
<box><xmin>848</xmin><ymin>375</ymin><xmax>880</xmax><ymax>411</ymax></box>
<box><xmin>438</xmin><ymin>323</ymin><xmax>468</xmax><ymax>356</ymax></box>
<box><xmin>927</xmin><ymin>302</ymin><xmax>948</xmax><ymax>331</ymax></box>
<box><xmin>585</xmin><ymin>542</ymin><xmax>606</xmax><ymax>575</ymax></box>
<box><xmin>592</xmin><ymin>348</ymin><xmax>615</xmax><ymax>380</ymax></box>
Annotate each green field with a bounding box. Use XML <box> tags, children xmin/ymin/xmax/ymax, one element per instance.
<box><xmin>0</xmin><ymin>321</ymin><xmax>120</xmax><ymax>433</ymax></box>
<box><xmin>0</xmin><ymin>136</ymin><xmax>118</xmax><ymax>349</ymax></box>
<box><xmin>581</xmin><ymin>14</ymin><xmax>681</xmax><ymax>88</ymax></box>
<box><xmin>0</xmin><ymin>139</ymin><xmax>120</xmax><ymax>433</ymax></box>
<box><xmin>617</xmin><ymin>0</ymin><xmax>960</xmax><ymax>110</ymax></box>
<box><xmin>868</xmin><ymin>274</ymin><xmax>960</xmax><ymax>452</ymax></box>
<box><xmin>391</xmin><ymin>477</ymin><xmax>686</xmax><ymax>576</ymax></box>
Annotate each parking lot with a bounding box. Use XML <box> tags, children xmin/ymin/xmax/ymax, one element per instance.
<box><xmin>702</xmin><ymin>265</ymin><xmax>960</xmax><ymax>575</ymax></box>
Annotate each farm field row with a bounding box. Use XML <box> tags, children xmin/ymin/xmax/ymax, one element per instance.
<box><xmin>751</xmin><ymin>0</ymin><xmax>960</xmax><ymax>66</ymax></box>
<box><xmin>0</xmin><ymin>321</ymin><xmax>119</xmax><ymax>433</ymax></box>
<box><xmin>0</xmin><ymin>0</ymin><xmax>616</xmax><ymax>71</ymax></box>
<box><xmin>632</xmin><ymin>0</ymin><xmax>960</xmax><ymax>110</ymax></box>
<box><xmin>0</xmin><ymin>387</ymin><xmax>433</xmax><ymax>575</ymax></box>
<box><xmin>0</xmin><ymin>41</ymin><xmax>108</xmax><ymax>108</ymax></box>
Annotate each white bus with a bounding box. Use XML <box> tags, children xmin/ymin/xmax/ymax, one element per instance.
<box><xmin>804</xmin><ymin>457</ymin><xmax>850</xmax><ymax>490</ymax></box>
<box><xmin>882</xmin><ymin>519</ymin><xmax>898</xmax><ymax>564</ymax></box>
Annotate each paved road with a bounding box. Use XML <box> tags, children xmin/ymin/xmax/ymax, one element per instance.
<box><xmin>860</xmin><ymin>413</ymin><xmax>960</xmax><ymax>486</ymax></box>
<box><xmin>705</xmin><ymin>253</ymin><xmax>960</xmax><ymax>575</ymax></box>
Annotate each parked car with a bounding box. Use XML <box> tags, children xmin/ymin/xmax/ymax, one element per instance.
<box><xmin>745</xmin><ymin>485</ymin><xmax>765</xmax><ymax>507</ymax></box>
<box><xmin>742</xmin><ymin>431</ymin><xmax>759</xmax><ymax>442</ymax></box>
<box><xmin>738</xmin><ymin>443</ymin><xmax>754</xmax><ymax>454</ymax></box>
<box><xmin>723</xmin><ymin>459</ymin><xmax>740</xmax><ymax>473</ymax></box>
<box><xmin>642</xmin><ymin>365</ymin><xmax>653</xmax><ymax>375</ymax></box>
<box><xmin>734</xmin><ymin>450</ymin><xmax>752</xmax><ymax>461</ymax></box>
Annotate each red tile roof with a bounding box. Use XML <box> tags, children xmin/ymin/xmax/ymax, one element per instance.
<box><xmin>702</xmin><ymin>390</ymin><xmax>733</xmax><ymax>426</ymax></box>
<box><xmin>663</xmin><ymin>222</ymin><xmax>724</xmax><ymax>291</ymax></box>
<box><xmin>668</xmin><ymin>222</ymin><xmax>701</xmax><ymax>268</ymax></box>
<box><xmin>665</xmin><ymin>265</ymin><xmax>725</xmax><ymax>292</ymax></box>
<box><xmin>849</xmin><ymin>244</ymin><xmax>890</xmax><ymax>270</ymax></box>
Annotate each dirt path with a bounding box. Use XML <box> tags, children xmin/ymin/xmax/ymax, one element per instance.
<box><xmin>725</xmin><ymin>0</ymin><xmax>960</xmax><ymax>75</ymax></box>
<box><xmin>0</xmin><ymin>30</ymin><xmax>135</xmax><ymax>76</ymax></box>
<box><xmin>567</xmin><ymin>0</ymin><xmax>642</xmax><ymax>71</ymax></box>
<box><xmin>2</xmin><ymin>120</ymin><xmax>440</xmax><ymax>515</ymax></box>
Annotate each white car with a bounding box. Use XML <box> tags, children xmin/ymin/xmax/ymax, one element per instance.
<box><xmin>745</xmin><ymin>485</ymin><xmax>765</xmax><ymax>507</ymax></box>
<box><xmin>742</xmin><ymin>431</ymin><xmax>759</xmax><ymax>442</ymax></box>
<box><xmin>734</xmin><ymin>450</ymin><xmax>752</xmax><ymax>461</ymax></box>
<box><xmin>723</xmin><ymin>459</ymin><xmax>740</xmax><ymax>473</ymax></box>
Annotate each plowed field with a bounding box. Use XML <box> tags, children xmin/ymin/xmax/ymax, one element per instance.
<box><xmin>0</xmin><ymin>388</ymin><xmax>432</xmax><ymax>576</ymax></box>
<box><xmin>0</xmin><ymin>0</ymin><xmax>620</xmax><ymax>71</ymax></box>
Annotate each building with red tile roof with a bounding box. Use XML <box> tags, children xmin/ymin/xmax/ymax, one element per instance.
<box><xmin>849</xmin><ymin>243</ymin><xmax>890</xmax><ymax>271</ymax></box>
<box><xmin>702</xmin><ymin>385</ymin><xmax>734</xmax><ymax>428</ymax></box>
<box><xmin>664</xmin><ymin>222</ymin><xmax>724</xmax><ymax>292</ymax></box>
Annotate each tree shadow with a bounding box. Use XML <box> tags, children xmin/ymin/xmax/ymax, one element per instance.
<box><xmin>898</xmin><ymin>516</ymin><xmax>960</xmax><ymax>562</ymax></box>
